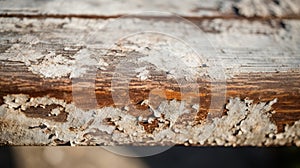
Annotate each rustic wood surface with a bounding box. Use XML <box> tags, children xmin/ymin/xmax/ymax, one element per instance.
<box><xmin>0</xmin><ymin>0</ymin><xmax>300</xmax><ymax>146</ymax></box>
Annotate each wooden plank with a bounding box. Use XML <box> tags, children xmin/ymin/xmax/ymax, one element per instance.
<box><xmin>0</xmin><ymin>0</ymin><xmax>300</xmax><ymax>18</ymax></box>
<box><xmin>0</xmin><ymin>0</ymin><xmax>300</xmax><ymax>146</ymax></box>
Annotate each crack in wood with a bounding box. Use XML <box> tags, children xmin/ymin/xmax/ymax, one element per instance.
<box><xmin>1</xmin><ymin>13</ymin><xmax>300</xmax><ymax>21</ymax></box>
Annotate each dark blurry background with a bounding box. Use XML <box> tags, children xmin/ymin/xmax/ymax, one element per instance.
<box><xmin>0</xmin><ymin>147</ymin><xmax>299</xmax><ymax>168</ymax></box>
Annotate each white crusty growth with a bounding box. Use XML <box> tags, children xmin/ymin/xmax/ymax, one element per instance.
<box><xmin>0</xmin><ymin>94</ymin><xmax>299</xmax><ymax>146</ymax></box>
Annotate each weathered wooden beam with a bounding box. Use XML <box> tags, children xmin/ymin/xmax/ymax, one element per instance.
<box><xmin>0</xmin><ymin>0</ymin><xmax>300</xmax><ymax>146</ymax></box>
<box><xmin>0</xmin><ymin>0</ymin><xmax>300</xmax><ymax>18</ymax></box>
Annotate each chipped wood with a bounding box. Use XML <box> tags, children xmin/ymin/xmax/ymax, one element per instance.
<box><xmin>0</xmin><ymin>0</ymin><xmax>300</xmax><ymax>146</ymax></box>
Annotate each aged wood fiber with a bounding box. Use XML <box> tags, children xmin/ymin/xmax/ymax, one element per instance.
<box><xmin>0</xmin><ymin>0</ymin><xmax>300</xmax><ymax>146</ymax></box>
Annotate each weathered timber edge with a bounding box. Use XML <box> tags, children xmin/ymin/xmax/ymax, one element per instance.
<box><xmin>0</xmin><ymin>0</ymin><xmax>300</xmax><ymax>146</ymax></box>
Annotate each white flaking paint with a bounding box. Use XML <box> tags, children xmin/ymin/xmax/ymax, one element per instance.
<box><xmin>0</xmin><ymin>94</ymin><xmax>299</xmax><ymax>146</ymax></box>
<box><xmin>1</xmin><ymin>17</ymin><xmax>300</xmax><ymax>79</ymax></box>
<box><xmin>1</xmin><ymin>0</ymin><xmax>299</xmax><ymax>18</ymax></box>
<box><xmin>106</xmin><ymin>32</ymin><xmax>209</xmax><ymax>83</ymax></box>
<box><xmin>135</xmin><ymin>67</ymin><xmax>149</xmax><ymax>81</ymax></box>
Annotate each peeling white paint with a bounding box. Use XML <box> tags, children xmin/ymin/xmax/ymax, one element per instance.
<box><xmin>1</xmin><ymin>17</ymin><xmax>300</xmax><ymax>79</ymax></box>
<box><xmin>1</xmin><ymin>0</ymin><xmax>299</xmax><ymax>18</ymax></box>
<box><xmin>0</xmin><ymin>94</ymin><xmax>299</xmax><ymax>146</ymax></box>
<box><xmin>117</xmin><ymin>33</ymin><xmax>207</xmax><ymax>81</ymax></box>
<box><xmin>135</xmin><ymin>67</ymin><xmax>149</xmax><ymax>81</ymax></box>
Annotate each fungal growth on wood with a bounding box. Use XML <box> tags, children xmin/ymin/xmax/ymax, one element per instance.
<box><xmin>0</xmin><ymin>94</ymin><xmax>299</xmax><ymax>146</ymax></box>
<box><xmin>0</xmin><ymin>0</ymin><xmax>300</xmax><ymax>147</ymax></box>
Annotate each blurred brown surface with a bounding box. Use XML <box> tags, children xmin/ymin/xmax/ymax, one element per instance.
<box><xmin>0</xmin><ymin>147</ymin><xmax>300</xmax><ymax>168</ymax></box>
<box><xmin>12</xmin><ymin>147</ymin><xmax>148</xmax><ymax>168</ymax></box>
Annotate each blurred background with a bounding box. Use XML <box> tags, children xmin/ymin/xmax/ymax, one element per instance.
<box><xmin>0</xmin><ymin>147</ymin><xmax>300</xmax><ymax>168</ymax></box>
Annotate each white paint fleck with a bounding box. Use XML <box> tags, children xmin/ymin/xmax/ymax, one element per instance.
<box><xmin>50</xmin><ymin>108</ymin><xmax>61</xmax><ymax>116</ymax></box>
<box><xmin>135</xmin><ymin>67</ymin><xmax>149</xmax><ymax>80</ymax></box>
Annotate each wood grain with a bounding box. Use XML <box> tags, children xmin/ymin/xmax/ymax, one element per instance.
<box><xmin>0</xmin><ymin>0</ymin><xmax>300</xmax><ymax>146</ymax></box>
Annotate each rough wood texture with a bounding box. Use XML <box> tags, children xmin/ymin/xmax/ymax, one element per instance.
<box><xmin>1</xmin><ymin>0</ymin><xmax>300</xmax><ymax>18</ymax></box>
<box><xmin>0</xmin><ymin>0</ymin><xmax>300</xmax><ymax>146</ymax></box>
